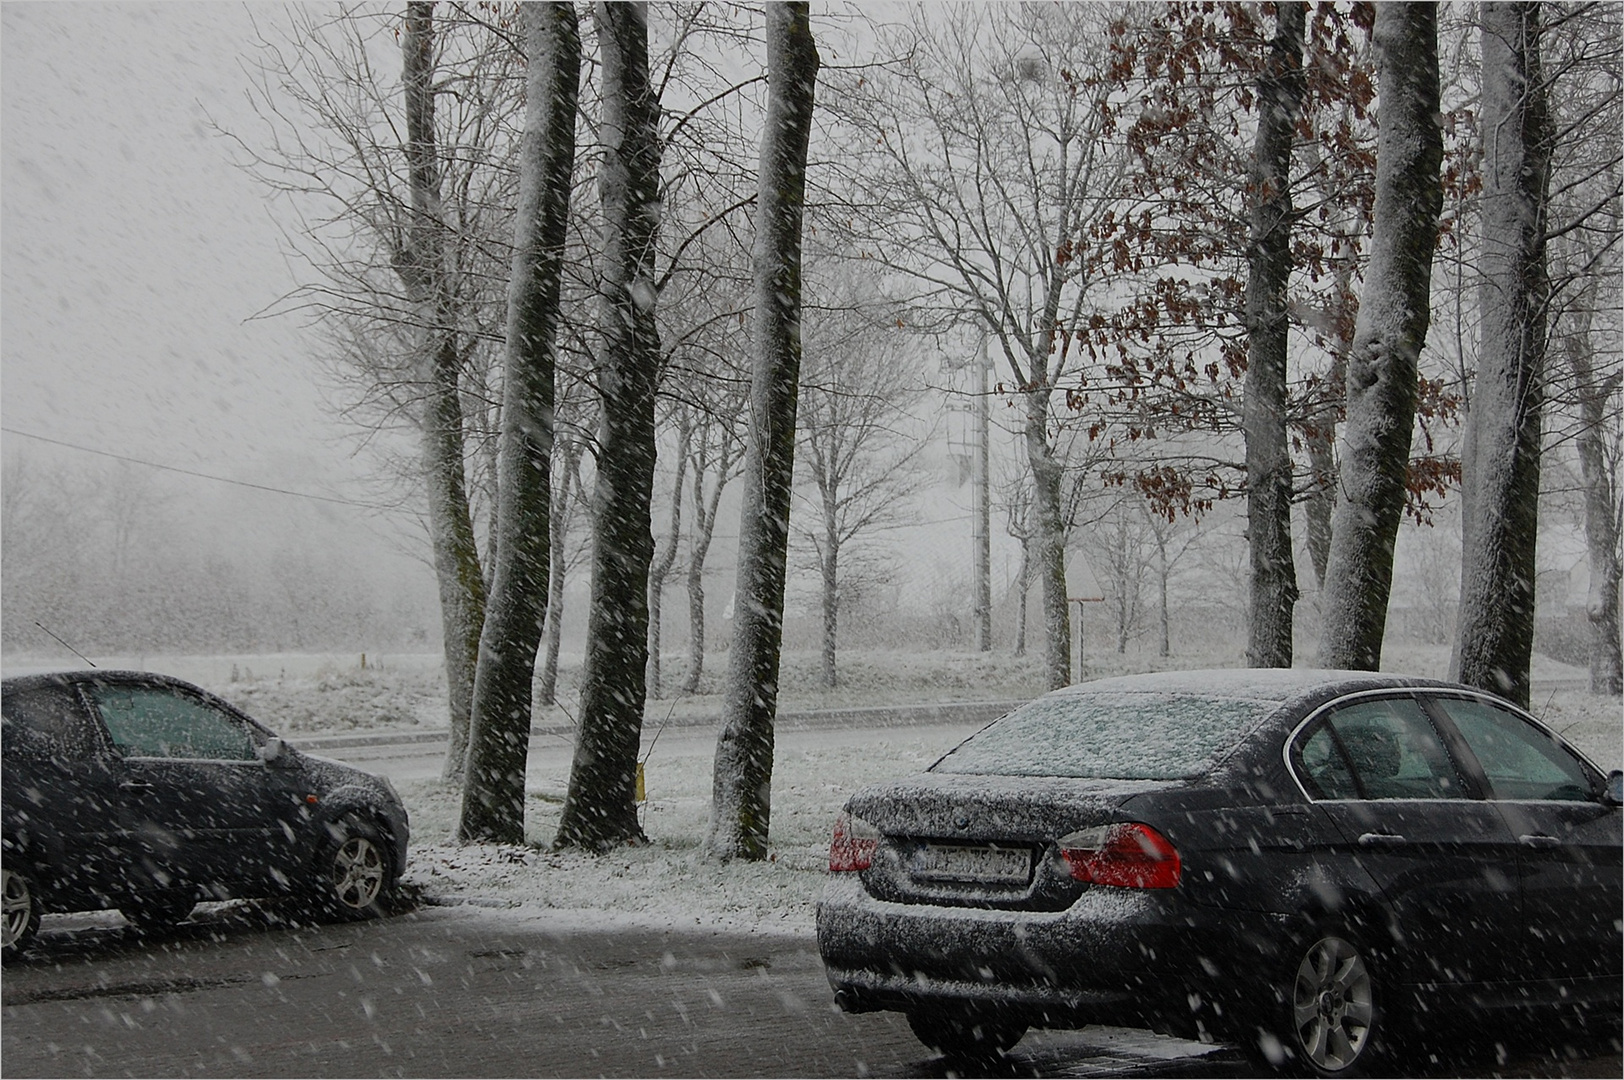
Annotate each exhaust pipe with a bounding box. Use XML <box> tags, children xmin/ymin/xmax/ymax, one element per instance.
<box><xmin>833</xmin><ymin>987</ymin><xmax>878</xmax><ymax>1014</ymax></box>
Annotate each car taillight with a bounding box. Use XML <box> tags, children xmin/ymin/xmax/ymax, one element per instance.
<box><xmin>828</xmin><ymin>811</ymin><xmax>880</xmax><ymax>872</ymax></box>
<box><xmin>1058</xmin><ymin>822</ymin><xmax>1181</xmax><ymax>889</ymax></box>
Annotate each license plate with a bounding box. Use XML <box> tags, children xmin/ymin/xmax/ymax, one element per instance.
<box><xmin>912</xmin><ymin>843</ymin><xmax>1031</xmax><ymax>884</ymax></box>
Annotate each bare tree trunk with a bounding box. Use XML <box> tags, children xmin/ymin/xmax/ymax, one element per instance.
<box><xmin>1451</xmin><ymin>2</ymin><xmax>1550</xmax><ymax>709</ymax></box>
<box><xmin>683</xmin><ymin>560</ymin><xmax>708</xmax><ymax>693</ymax></box>
<box><xmin>537</xmin><ymin>439</ymin><xmax>581</xmax><ymax>706</ymax></box>
<box><xmin>424</xmin><ymin>365</ymin><xmax>486</xmax><ymax>784</ymax></box>
<box><xmin>708</xmin><ymin>1</ymin><xmax>818</xmax><ymax>862</ymax></box>
<box><xmin>456</xmin><ymin>2</ymin><xmax>580</xmax><ymax>844</ymax></box>
<box><xmin>1155</xmin><ymin>527</ymin><xmax>1171</xmax><ymax>659</ymax></box>
<box><xmin>1243</xmin><ymin>1</ymin><xmax>1305</xmax><ymax>668</ymax></box>
<box><xmin>1304</xmin><ymin>213</ymin><xmax>1361</xmax><ymax>591</ymax></box>
<box><xmin>555</xmin><ymin>1</ymin><xmax>663</xmax><ymax>851</ymax></box>
<box><xmin>1575</xmin><ymin>350</ymin><xmax>1622</xmax><ymax>696</ymax></box>
<box><xmin>399</xmin><ymin>3</ymin><xmax>488</xmax><ymax>785</ymax></box>
<box><xmin>820</xmin><ymin>510</ymin><xmax>839</xmax><ymax>689</ymax></box>
<box><xmin>1014</xmin><ymin>537</ymin><xmax>1030</xmax><ymax>658</ymax></box>
<box><xmin>1305</xmin><ymin>350</ymin><xmax>1348</xmax><ymax>590</ymax></box>
<box><xmin>681</xmin><ymin>430</ymin><xmax>734</xmax><ymax>695</ymax></box>
<box><xmin>647</xmin><ymin>420</ymin><xmax>690</xmax><ymax>699</ymax></box>
<box><xmin>1318</xmin><ymin>2</ymin><xmax>1442</xmax><ymax>671</ymax></box>
<box><xmin>1026</xmin><ymin>388</ymin><xmax>1071</xmax><ymax>689</ymax></box>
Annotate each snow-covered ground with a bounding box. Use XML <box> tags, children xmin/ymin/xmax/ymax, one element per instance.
<box><xmin>8</xmin><ymin>646</ymin><xmax>1619</xmax><ymax>940</ymax></box>
<box><xmin>395</xmin><ymin>719</ymin><xmax>977</xmax><ymax>938</ymax></box>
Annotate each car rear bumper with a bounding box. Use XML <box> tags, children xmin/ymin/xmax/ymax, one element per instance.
<box><xmin>816</xmin><ymin>874</ymin><xmax>1290</xmax><ymax>1031</ymax></box>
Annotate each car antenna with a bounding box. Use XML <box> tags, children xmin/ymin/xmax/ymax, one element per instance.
<box><xmin>34</xmin><ymin>621</ymin><xmax>96</xmax><ymax>667</ymax></box>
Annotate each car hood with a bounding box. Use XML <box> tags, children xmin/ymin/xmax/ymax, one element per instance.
<box><xmin>846</xmin><ymin>771</ymin><xmax>1180</xmax><ymax>843</ymax></box>
<box><xmin>290</xmin><ymin>751</ymin><xmax>404</xmax><ymax>813</ymax></box>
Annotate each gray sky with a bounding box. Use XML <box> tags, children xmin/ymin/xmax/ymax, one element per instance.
<box><xmin>1</xmin><ymin>3</ymin><xmax>441</xmax><ymax>657</ymax></box>
<box><xmin>2</xmin><ymin>1</ymin><xmax>348</xmax><ymax>489</ymax></box>
<box><xmin>0</xmin><ymin>2</ymin><xmax>1044</xmax><ymax>647</ymax></box>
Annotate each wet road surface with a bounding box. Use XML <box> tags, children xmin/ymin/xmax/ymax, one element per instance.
<box><xmin>2</xmin><ymin>903</ymin><xmax>1617</xmax><ymax>1078</ymax></box>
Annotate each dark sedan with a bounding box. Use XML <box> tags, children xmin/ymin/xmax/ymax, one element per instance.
<box><xmin>2</xmin><ymin>670</ymin><xmax>409</xmax><ymax>958</ymax></box>
<box><xmin>816</xmin><ymin>669</ymin><xmax>1622</xmax><ymax>1075</ymax></box>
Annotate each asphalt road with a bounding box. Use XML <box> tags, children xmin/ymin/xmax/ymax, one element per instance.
<box><xmin>1</xmin><ymin>903</ymin><xmax>1245</xmax><ymax>1078</ymax></box>
<box><xmin>3</xmin><ymin>903</ymin><xmax>1618</xmax><ymax>1078</ymax></box>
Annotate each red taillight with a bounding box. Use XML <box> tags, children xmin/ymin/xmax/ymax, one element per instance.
<box><xmin>1058</xmin><ymin>822</ymin><xmax>1181</xmax><ymax>889</ymax></box>
<box><xmin>829</xmin><ymin>811</ymin><xmax>880</xmax><ymax>872</ymax></box>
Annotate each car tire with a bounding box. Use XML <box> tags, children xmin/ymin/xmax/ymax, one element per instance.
<box><xmin>1252</xmin><ymin>928</ymin><xmax>1387</xmax><ymax>1077</ymax></box>
<box><xmin>2</xmin><ymin>867</ymin><xmax>41</xmax><ymax>961</ymax></box>
<box><xmin>119</xmin><ymin>890</ymin><xmax>196</xmax><ymax>931</ymax></box>
<box><xmin>907</xmin><ymin>1008</ymin><xmax>1027</xmax><ymax>1064</ymax></box>
<box><xmin>315</xmin><ymin>815</ymin><xmax>393</xmax><ymax>921</ymax></box>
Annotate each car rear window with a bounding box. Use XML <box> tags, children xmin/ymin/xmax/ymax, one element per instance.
<box><xmin>1</xmin><ymin>684</ymin><xmax>100</xmax><ymax>760</ymax></box>
<box><xmin>930</xmin><ymin>691</ymin><xmax>1278</xmax><ymax>780</ymax></box>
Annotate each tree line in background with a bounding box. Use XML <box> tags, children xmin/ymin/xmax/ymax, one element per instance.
<box><xmin>212</xmin><ymin>0</ymin><xmax>1622</xmax><ymax>857</ymax></box>
<box><xmin>0</xmin><ymin>455</ymin><xmax>439</xmax><ymax>655</ymax></box>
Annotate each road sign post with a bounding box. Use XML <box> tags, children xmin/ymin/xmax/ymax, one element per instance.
<box><xmin>1065</xmin><ymin>551</ymin><xmax>1104</xmax><ymax>684</ymax></box>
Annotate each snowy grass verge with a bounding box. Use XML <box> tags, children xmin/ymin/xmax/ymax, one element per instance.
<box><xmin>1</xmin><ymin>649</ymin><xmax>1052</xmax><ymax>737</ymax></box>
<box><xmin>397</xmin><ymin>725</ymin><xmax>962</xmax><ymax>937</ymax></box>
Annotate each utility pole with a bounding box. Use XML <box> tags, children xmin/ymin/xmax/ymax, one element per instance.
<box><xmin>973</xmin><ymin>339</ymin><xmax>992</xmax><ymax>652</ymax></box>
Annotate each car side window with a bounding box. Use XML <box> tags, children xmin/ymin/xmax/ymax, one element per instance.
<box><xmin>0</xmin><ymin>684</ymin><xmax>101</xmax><ymax>761</ymax></box>
<box><xmin>88</xmin><ymin>685</ymin><xmax>256</xmax><ymax>762</ymax></box>
<box><xmin>1429</xmin><ymin>696</ymin><xmax>1596</xmax><ymax>802</ymax></box>
<box><xmin>1296</xmin><ymin>696</ymin><xmax>1465</xmax><ymax>800</ymax></box>
<box><xmin>1298</xmin><ymin>723</ymin><xmax>1360</xmax><ymax>799</ymax></box>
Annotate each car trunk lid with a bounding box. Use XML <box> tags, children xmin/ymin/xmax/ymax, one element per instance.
<box><xmin>846</xmin><ymin>772</ymin><xmax>1179</xmax><ymax>911</ymax></box>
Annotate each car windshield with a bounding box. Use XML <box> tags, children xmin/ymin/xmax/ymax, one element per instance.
<box><xmin>930</xmin><ymin>691</ymin><xmax>1278</xmax><ymax>780</ymax></box>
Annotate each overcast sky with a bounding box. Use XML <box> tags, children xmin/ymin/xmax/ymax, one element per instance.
<box><xmin>2</xmin><ymin>1</ymin><xmax>355</xmax><ymax>489</ymax></box>
<box><xmin>0</xmin><ymin>2</ymin><xmax>1073</xmax><ymax>642</ymax></box>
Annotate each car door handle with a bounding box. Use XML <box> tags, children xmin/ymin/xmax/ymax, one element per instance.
<box><xmin>120</xmin><ymin>780</ymin><xmax>154</xmax><ymax>792</ymax></box>
<box><xmin>1518</xmin><ymin>834</ymin><xmax>1561</xmax><ymax>849</ymax></box>
<box><xmin>1357</xmin><ymin>832</ymin><xmax>1406</xmax><ymax>846</ymax></box>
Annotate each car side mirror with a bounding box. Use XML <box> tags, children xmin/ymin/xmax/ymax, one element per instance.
<box><xmin>1605</xmin><ymin>770</ymin><xmax>1623</xmax><ymax>807</ymax></box>
<box><xmin>257</xmin><ymin>737</ymin><xmax>287</xmax><ymax>765</ymax></box>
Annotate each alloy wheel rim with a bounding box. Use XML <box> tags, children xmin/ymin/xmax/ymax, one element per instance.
<box><xmin>1291</xmin><ymin>935</ymin><xmax>1373</xmax><ymax>1072</ymax></box>
<box><xmin>333</xmin><ymin>836</ymin><xmax>385</xmax><ymax>909</ymax></box>
<box><xmin>2</xmin><ymin>869</ymin><xmax>30</xmax><ymax>947</ymax></box>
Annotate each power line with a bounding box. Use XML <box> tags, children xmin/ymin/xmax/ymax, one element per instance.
<box><xmin>4</xmin><ymin>425</ymin><xmax>986</xmax><ymax>529</ymax></box>
<box><xmin>1</xmin><ymin>427</ymin><xmax>405</xmax><ymax>514</ymax></box>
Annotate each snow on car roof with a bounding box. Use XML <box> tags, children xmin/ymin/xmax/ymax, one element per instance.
<box><xmin>1050</xmin><ymin>668</ymin><xmax>1432</xmax><ymax>702</ymax></box>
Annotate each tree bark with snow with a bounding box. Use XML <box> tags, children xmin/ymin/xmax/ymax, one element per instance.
<box><xmin>707</xmin><ymin>1</ymin><xmax>818</xmax><ymax>862</ymax></box>
<box><xmin>398</xmin><ymin>4</ymin><xmax>490</xmax><ymax>783</ymax></box>
<box><xmin>554</xmin><ymin>2</ymin><xmax>664</xmax><ymax>852</ymax></box>
<box><xmin>456</xmin><ymin>2</ymin><xmax>580</xmax><ymax>845</ymax></box>
<box><xmin>1243</xmin><ymin>1</ymin><xmax>1307</xmax><ymax>668</ymax></box>
<box><xmin>1318</xmin><ymin>3</ymin><xmax>1443</xmax><ymax>671</ymax></box>
<box><xmin>1450</xmin><ymin>2</ymin><xmax>1551</xmax><ymax>709</ymax></box>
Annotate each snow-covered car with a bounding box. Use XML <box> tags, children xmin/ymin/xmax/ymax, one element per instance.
<box><xmin>2</xmin><ymin>670</ymin><xmax>409</xmax><ymax>958</ymax></box>
<box><xmin>816</xmin><ymin>669</ymin><xmax>1623</xmax><ymax>1075</ymax></box>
